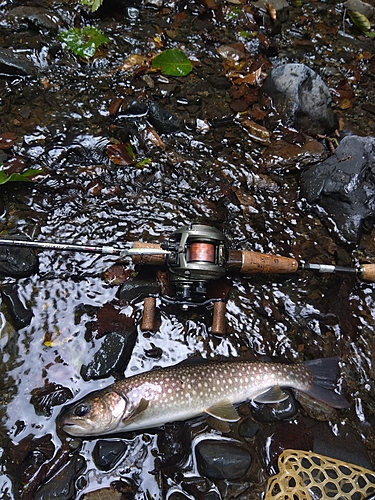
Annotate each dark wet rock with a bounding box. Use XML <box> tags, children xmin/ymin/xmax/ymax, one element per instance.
<box><xmin>31</xmin><ymin>383</ymin><xmax>73</xmax><ymax>417</ymax></box>
<box><xmin>118</xmin><ymin>280</ymin><xmax>159</xmax><ymax>301</ymax></box>
<box><xmin>0</xmin><ymin>246</ymin><xmax>38</xmax><ymax>277</ymax></box>
<box><xmin>262</xmin><ymin>421</ymin><xmax>314</xmax><ymax>474</ymax></box>
<box><xmin>262</xmin><ymin>63</ymin><xmax>338</xmax><ymax>135</ymax></box>
<box><xmin>3</xmin><ymin>6</ymin><xmax>60</xmax><ymax>33</ymax></box>
<box><xmin>115</xmin><ymin>97</ymin><xmax>181</xmax><ymax>137</ymax></box>
<box><xmin>34</xmin><ymin>454</ymin><xmax>85</xmax><ymax>500</ymax></box>
<box><xmin>1</xmin><ymin>283</ymin><xmax>33</xmax><ymax>329</ymax></box>
<box><xmin>144</xmin><ymin>344</ymin><xmax>163</xmax><ymax>358</ymax></box>
<box><xmin>168</xmin><ymin>493</ymin><xmax>192</xmax><ymax>500</ymax></box>
<box><xmin>0</xmin><ymin>47</ymin><xmax>35</xmax><ymax>76</ymax></box>
<box><xmin>81</xmin><ymin>330</ymin><xmax>137</xmax><ymax>380</ymax></box>
<box><xmin>300</xmin><ymin>135</ymin><xmax>375</xmax><ymax>243</ymax></box>
<box><xmin>118</xmin><ymin>100</ymin><xmax>149</xmax><ymax>118</ymax></box>
<box><xmin>156</xmin><ymin>422</ymin><xmax>191</xmax><ymax>473</ymax></box>
<box><xmin>92</xmin><ymin>440</ymin><xmax>127</xmax><ymax>471</ymax></box>
<box><xmin>195</xmin><ymin>439</ymin><xmax>252</xmax><ymax>480</ymax></box>
<box><xmin>310</xmin><ymin>421</ymin><xmax>373</xmax><ymax>470</ymax></box>
<box><xmin>249</xmin><ymin>390</ymin><xmax>297</xmax><ymax>422</ymax></box>
<box><xmin>147</xmin><ymin>101</ymin><xmax>181</xmax><ymax>134</ymax></box>
<box><xmin>238</xmin><ymin>418</ymin><xmax>259</xmax><ymax>438</ymax></box>
<box><xmin>8</xmin><ymin>434</ymin><xmax>56</xmax><ymax>495</ymax></box>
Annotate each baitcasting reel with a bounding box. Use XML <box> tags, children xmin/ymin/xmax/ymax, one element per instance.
<box><xmin>132</xmin><ymin>223</ymin><xmax>298</xmax><ymax>334</ymax></box>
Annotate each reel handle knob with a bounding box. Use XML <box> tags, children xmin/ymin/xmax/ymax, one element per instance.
<box><xmin>360</xmin><ymin>264</ymin><xmax>375</xmax><ymax>282</ymax></box>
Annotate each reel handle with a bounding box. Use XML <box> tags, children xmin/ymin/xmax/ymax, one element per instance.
<box><xmin>226</xmin><ymin>250</ymin><xmax>298</xmax><ymax>275</ymax></box>
<box><xmin>360</xmin><ymin>264</ymin><xmax>375</xmax><ymax>282</ymax></box>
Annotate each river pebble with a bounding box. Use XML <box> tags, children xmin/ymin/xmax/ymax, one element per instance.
<box><xmin>195</xmin><ymin>439</ymin><xmax>252</xmax><ymax>481</ymax></box>
<box><xmin>92</xmin><ymin>440</ymin><xmax>128</xmax><ymax>471</ymax></box>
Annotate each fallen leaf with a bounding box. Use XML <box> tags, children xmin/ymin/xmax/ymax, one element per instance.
<box><xmin>106</xmin><ymin>143</ymin><xmax>136</xmax><ymax>165</ymax></box>
<box><xmin>151</xmin><ymin>48</ymin><xmax>193</xmax><ymax>77</ymax></box>
<box><xmin>266</xmin><ymin>3</ymin><xmax>276</xmax><ymax>20</ymax></box>
<box><xmin>0</xmin><ymin>132</ymin><xmax>17</xmax><ymax>150</ymax></box>
<box><xmin>237</xmin><ymin>117</ymin><xmax>271</xmax><ymax>145</ymax></box>
<box><xmin>141</xmin><ymin>125</ymin><xmax>166</xmax><ymax>149</ymax></box>
<box><xmin>119</xmin><ymin>54</ymin><xmax>150</xmax><ymax>72</ymax></box>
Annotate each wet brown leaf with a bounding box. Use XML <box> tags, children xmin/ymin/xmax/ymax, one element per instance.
<box><xmin>96</xmin><ymin>302</ymin><xmax>135</xmax><ymax>337</ymax></box>
<box><xmin>217</xmin><ymin>44</ymin><xmax>246</xmax><ymax>61</ymax></box>
<box><xmin>103</xmin><ymin>264</ymin><xmax>133</xmax><ymax>285</ymax></box>
<box><xmin>119</xmin><ymin>54</ymin><xmax>150</xmax><ymax>72</ymax></box>
<box><xmin>237</xmin><ymin>117</ymin><xmax>271</xmax><ymax>145</ymax></box>
<box><xmin>0</xmin><ymin>131</ymin><xmax>17</xmax><ymax>150</ymax></box>
<box><xmin>3</xmin><ymin>156</ymin><xmax>28</xmax><ymax>174</ymax></box>
<box><xmin>141</xmin><ymin>125</ymin><xmax>166</xmax><ymax>149</ymax></box>
<box><xmin>108</xmin><ymin>97</ymin><xmax>123</xmax><ymax>116</ymax></box>
<box><xmin>338</xmin><ymin>98</ymin><xmax>353</xmax><ymax>109</ymax></box>
<box><xmin>266</xmin><ymin>3</ymin><xmax>276</xmax><ymax>20</ymax></box>
<box><xmin>106</xmin><ymin>143</ymin><xmax>136</xmax><ymax>165</ymax></box>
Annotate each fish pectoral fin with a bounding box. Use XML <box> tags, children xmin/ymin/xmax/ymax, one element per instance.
<box><xmin>205</xmin><ymin>399</ymin><xmax>240</xmax><ymax>422</ymax></box>
<box><xmin>253</xmin><ymin>386</ymin><xmax>289</xmax><ymax>404</ymax></box>
<box><xmin>122</xmin><ymin>398</ymin><xmax>149</xmax><ymax>424</ymax></box>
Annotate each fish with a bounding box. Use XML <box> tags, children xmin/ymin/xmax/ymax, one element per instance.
<box><xmin>60</xmin><ymin>357</ymin><xmax>349</xmax><ymax>437</ymax></box>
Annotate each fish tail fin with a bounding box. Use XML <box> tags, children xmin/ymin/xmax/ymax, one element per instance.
<box><xmin>302</xmin><ymin>357</ymin><xmax>350</xmax><ymax>409</ymax></box>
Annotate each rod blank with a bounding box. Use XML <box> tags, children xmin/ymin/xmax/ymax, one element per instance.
<box><xmin>0</xmin><ymin>238</ymin><xmax>169</xmax><ymax>257</ymax></box>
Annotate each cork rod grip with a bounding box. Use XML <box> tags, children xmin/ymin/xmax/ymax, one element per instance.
<box><xmin>360</xmin><ymin>264</ymin><xmax>375</xmax><ymax>282</ymax></box>
<box><xmin>240</xmin><ymin>250</ymin><xmax>298</xmax><ymax>274</ymax></box>
<box><xmin>131</xmin><ymin>241</ymin><xmax>167</xmax><ymax>266</ymax></box>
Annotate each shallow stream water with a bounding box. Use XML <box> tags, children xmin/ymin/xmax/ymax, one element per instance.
<box><xmin>1</xmin><ymin>0</ymin><xmax>375</xmax><ymax>499</ymax></box>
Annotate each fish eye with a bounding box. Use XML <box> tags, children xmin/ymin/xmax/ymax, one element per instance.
<box><xmin>74</xmin><ymin>403</ymin><xmax>90</xmax><ymax>417</ymax></box>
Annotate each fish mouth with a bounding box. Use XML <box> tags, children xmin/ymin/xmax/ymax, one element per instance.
<box><xmin>62</xmin><ymin>421</ymin><xmax>86</xmax><ymax>435</ymax></box>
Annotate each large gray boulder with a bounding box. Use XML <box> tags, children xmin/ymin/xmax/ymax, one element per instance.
<box><xmin>301</xmin><ymin>135</ymin><xmax>375</xmax><ymax>243</ymax></box>
<box><xmin>262</xmin><ymin>63</ymin><xmax>338</xmax><ymax>136</ymax></box>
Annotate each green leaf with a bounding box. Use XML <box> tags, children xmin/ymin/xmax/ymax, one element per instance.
<box><xmin>348</xmin><ymin>10</ymin><xmax>375</xmax><ymax>37</ymax></box>
<box><xmin>59</xmin><ymin>26</ymin><xmax>109</xmax><ymax>60</ymax></box>
<box><xmin>0</xmin><ymin>166</ymin><xmax>42</xmax><ymax>185</ymax></box>
<box><xmin>152</xmin><ymin>49</ymin><xmax>192</xmax><ymax>77</ymax></box>
<box><xmin>81</xmin><ymin>0</ymin><xmax>104</xmax><ymax>12</ymax></box>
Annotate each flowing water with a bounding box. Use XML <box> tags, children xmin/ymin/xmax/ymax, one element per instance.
<box><xmin>1</xmin><ymin>0</ymin><xmax>375</xmax><ymax>498</ymax></box>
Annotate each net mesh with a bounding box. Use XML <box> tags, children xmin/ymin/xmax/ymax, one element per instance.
<box><xmin>265</xmin><ymin>449</ymin><xmax>375</xmax><ymax>500</ymax></box>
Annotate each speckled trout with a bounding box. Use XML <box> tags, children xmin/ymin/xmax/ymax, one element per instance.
<box><xmin>61</xmin><ymin>357</ymin><xmax>349</xmax><ymax>437</ymax></box>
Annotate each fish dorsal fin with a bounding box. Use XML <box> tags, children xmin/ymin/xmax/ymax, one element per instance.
<box><xmin>205</xmin><ymin>399</ymin><xmax>240</xmax><ymax>422</ymax></box>
<box><xmin>122</xmin><ymin>398</ymin><xmax>149</xmax><ymax>423</ymax></box>
<box><xmin>253</xmin><ymin>386</ymin><xmax>289</xmax><ymax>404</ymax></box>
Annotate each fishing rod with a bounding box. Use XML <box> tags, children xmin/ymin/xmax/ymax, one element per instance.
<box><xmin>1</xmin><ymin>233</ymin><xmax>373</xmax><ymax>280</ymax></box>
<box><xmin>0</xmin><ymin>237</ymin><xmax>170</xmax><ymax>258</ymax></box>
<box><xmin>1</xmin><ymin>224</ymin><xmax>374</xmax><ymax>333</ymax></box>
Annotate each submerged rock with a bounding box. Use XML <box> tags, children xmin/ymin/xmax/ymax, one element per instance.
<box><xmin>0</xmin><ymin>47</ymin><xmax>35</xmax><ymax>76</ymax></box>
<box><xmin>195</xmin><ymin>439</ymin><xmax>252</xmax><ymax>480</ymax></box>
<box><xmin>1</xmin><ymin>283</ymin><xmax>33</xmax><ymax>329</ymax></box>
<box><xmin>34</xmin><ymin>455</ymin><xmax>85</xmax><ymax>500</ymax></box>
<box><xmin>81</xmin><ymin>329</ymin><xmax>137</xmax><ymax>380</ymax></box>
<box><xmin>0</xmin><ymin>246</ymin><xmax>38</xmax><ymax>277</ymax></box>
<box><xmin>300</xmin><ymin>135</ymin><xmax>375</xmax><ymax>243</ymax></box>
<box><xmin>92</xmin><ymin>440</ymin><xmax>128</xmax><ymax>471</ymax></box>
<box><xmin>262</xmin><ymin>63</ymin><xmax>337</xmax><ymax>135</ymax></box>
<box><xmin>148</xmin><ymin>101</ymin><xmax>181</xmax><ymax>134</ymax></box>
<box><xmin>3</xmin><ymin>6</ymin><xmax>60</xmax><ymax>33</ymax></box>
<box><xmin>249</xmin><ymin>390</ymin><xmax>297</xmax><ymax>422</ymax></box>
